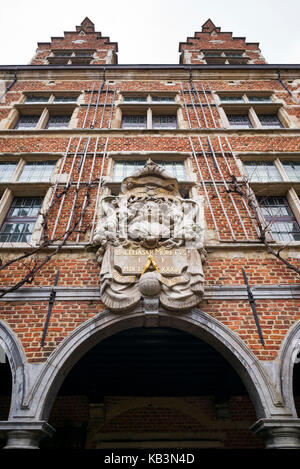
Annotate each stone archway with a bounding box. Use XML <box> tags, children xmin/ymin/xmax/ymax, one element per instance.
<box><xmin>19</xmin><ymin>307</ymin><xmax>287</xmax><ymax>425</ymax></box>
<box><xmin>3</xmin><ymin>306</ymin><xmax>300</xmax><ymax>449</ymax></box>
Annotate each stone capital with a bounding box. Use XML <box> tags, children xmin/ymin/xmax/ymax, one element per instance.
<box><xmin>0</xmin><ymin>421</ymin><xmax>55</xmax><ymax>449</ymax></box>
<box><xmin>251</xmin><ymin>418</ymin><xmax>300</xmax><ymax>449</ymax></box>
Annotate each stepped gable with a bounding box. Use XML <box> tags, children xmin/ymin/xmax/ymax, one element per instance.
<box><xmin>30</xmin><ymin>17</ymin><xmax>118</xmax><ymax>65</ymax></box>
<box><xmin>179</xmin><ymin>19</ymin><xmax>266</xmax><ymax>64</ymax></box>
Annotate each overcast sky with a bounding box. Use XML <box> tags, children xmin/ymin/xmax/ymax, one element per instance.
<box><xmin>1</xmin><ymin>0</ymin><xmax>300</xmax><ymax>65</ymax></box>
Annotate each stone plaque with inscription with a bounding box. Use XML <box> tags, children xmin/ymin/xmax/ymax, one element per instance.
<box><xmin>93</xmin><ymin>160</ymin><xmax>206</xmax><ymax>312</ymax></box>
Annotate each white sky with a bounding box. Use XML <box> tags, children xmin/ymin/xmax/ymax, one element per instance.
<box><xmin>0</xmin><ymin>0</ymin><xmax>300</xmax><ymax>65</ymax></box>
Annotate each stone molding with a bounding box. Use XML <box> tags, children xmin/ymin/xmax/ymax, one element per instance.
<box><xmin>0</xmin><ymin>284</ymin><xmax>299</xmax><ymax>301</ymax></box>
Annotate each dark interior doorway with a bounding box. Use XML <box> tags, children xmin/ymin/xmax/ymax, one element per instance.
<box><xmin>40</xmin><ymin>328</ymin><xmax>266</xmax><ymax>449</ymax></box>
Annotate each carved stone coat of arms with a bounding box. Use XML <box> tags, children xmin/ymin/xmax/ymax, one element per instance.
<box><xmin>93</xmin><ymin>160</ymin><xmax>206</xmax><ymax>312</ymax></box>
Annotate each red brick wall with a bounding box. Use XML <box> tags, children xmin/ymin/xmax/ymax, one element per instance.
<box><xmin>0</xmin><ymin>77</ymin><xmax>299</xmax><ymax>366</ymax></box>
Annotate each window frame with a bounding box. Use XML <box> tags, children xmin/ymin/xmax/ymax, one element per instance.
<box><xmin>8</xmin><ymin>92</ymin><xmax>80</xmax><ymax>130</ymax></box>
<box><xmin>201</xmin><ymin>49</ymin><xmax>249</xmax><ymax>64</ymax></box>
<box><xmin>217</xmin><ymin>92</ymin><xmax>287</xmax><ymax>129</ymax></box>
<box><xmin>47</xmin><ymin>50</ymin><xmax>95</xmax><ymax>65</ymax></box>
<box><xmin>257</xmin><ymin>195</ymin><xmax>300</xmax><ymax>242</ymax></box>
<box><xmin>118</xmin><ymin>92</ymin><xmax>180</xmax><ymax>130</ymax></box>
<box><xmin>238</xmin><ymin>152</ymin><xmax>300</xmax><ymax>243</ymax></box>
<box><xmin>0</xmin><ymin>155</ymin><xmax>60</xmax><ymax>246</ymax></box>
<box><xmin>104</xmin><ymin>154</ymin><xmax>195</xmax><ymax>198</ymax></box>
<box><xmin>0</xmin><ymin>196</ymin><xmax>43</xmax><ymax>244</ymax></box>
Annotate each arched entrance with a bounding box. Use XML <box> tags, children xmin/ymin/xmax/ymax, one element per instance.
<box><xmin>3</xmin><ymin>308</ymin><xmax>296</xmax><ymax>449</ymax></box>
<box><xmin>41</xmin><ymin>327</ymin><xmax>263</xmax><ymax>449</ymax></box>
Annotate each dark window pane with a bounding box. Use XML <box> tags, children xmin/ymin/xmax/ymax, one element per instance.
<box><xmin>152</xmin><ymin>115</ymin><xmax>177</xmax><ymax>128</ymax></box>
<box><xmin>204</xmin><ymin>52</ymin><xmax>222</xmax><ymax>57</ymax></box>
<box><xmin>152</xmin><ymin>96</ymin><xmax>174</xmax><ymax>103</ymax></box>
<box><xmin>0</xmin><ymin>197</ymin><xmax>42</xmax><ymax>243</ymax></box>
<box><xmin>121</xmin><ymin>115</ymin><xmax>147</xmax><ymax>128</ymax></box>
<box><xmin>259</xmin><ymin>115</ymin><xmax>283</xmax><ymax>128</ymax></box>
<box><xmin>227</xmin><ymin>114</ymin><xmax>252</xmax><ymax>128</ymax></box>
<box><xmin>74</xmin><ymin>51</ymin><xmax>92</xmax><ymax>57</ymax></box>
<box><xmin>248</xmin><ymin>96</ymin><xmax>272</xmax><ymax>102</ymax></box>
<box><xmin>26</xmin><ymin>96</ymin><xmax>50</xmax><ymax>103</ymax></box>
<box><xmin>123</xmin><ymin>97</ymin><xmax>147</xmax><ymax>103</ymax></box>
<box><xmin>46</xmin><ymin>115</ymin><xmax>70</xmax><ymax>129</ymax></box>
<box><xmin>54</xmin><ymin>51</ymin><xmax>72</xmax><ymax>57</ymax></box>
<box><xmin>225</xmin><ymin>52</ymin><xmax>244</xmax><ymax>57</ymax></box>
<box><xmin>53</xmin><ymin>96</ymin><xmax>78</xmax><ymax>102</ymax></box>
<box><xmin>14</xmin><ymin>116</ymin><xmax>40</xmax><ymax>129</ymax></box>
<box><xmin>220</xmin><ymin>96</ymin><xmax>244</xmax><ymax>103</ymax></box>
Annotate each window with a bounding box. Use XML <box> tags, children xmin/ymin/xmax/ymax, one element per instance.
<box><xmin>123</xmin><ymin>97</ymin><xmax>147</xmax><ymax>103</ymax></box>
<box><xmin>53</xmin><ymin>96</ymin><xmax>78</xmax><ymax>103</ymax></box>
<box><xmin>244</xmin><ymin>161</ymin><xmax>282</xmax><ymax>182</ymax></box>
<box><xmin>227</xmin><ymin>114</ymin><xmax>253</xmax><ymax>128</ymax></box>
<box><xmin>0</xmin><ymin>160</ymin><xmax>57</xmax><ymax>183</ymax></box>
<box><xmin>45</xmin><ymin>115</ymin><xmax>71</xmax><ymax>129</ymax></box>
<box><xmin>202</xmin><ymin>50</ymin><xmax>248</xmax><ymax>64</ymax></box>
<box><xmin>258</xmin><ymin>115</ymin><xmax>283</xmax><ymax>128</ymax></box>
<box><xmin>54</xmin><ymin>51</ymin><xmax>72</xmax><ymax>57</ymax></box>
<box><xmin>152</xmin><ymin>96</ymin><xmax>175</xmax><ymax>103</ymax></box>
<box><xmin>152</xmin><ymin>115</ymin><xmax>177</xmax><ymax>129</ymax></box>
<box><xmin>49</xmin><ymin>50</ymin><xmax>94</xmax><ymax>64</ymax></box>
<box><xmin>282</xmin><ymin>162</ymin><xmax>300</xmax><ymax>182</ymax></box>
<box><xmin>248</xmin><ymin>96</ymin><xmax>272</xmax><ymax>103</ymax></box>
<box><xmin>0</xmin><ymin>162</ymin><xmax>18</xmax><ymax>182</ymax></box>
<box><xmin>25</xmin><ymin>96</ymin><xmax>50</xmax><ymax>103</ymax></box>
<box><xmin>119</xmin><ymin>93</ymin><xmax>178</xmax><ymax>130</ymax></box>
<box><xmin>121</xmin><ymin>115</ymin><xmax>147</xmax><ymax>129</ymax></box>
<box><xmin>74</xmin><ymin>51</ymin><xmax>91</xmax><ymax>57</ymax></box>
<box><xmin>113</xmin><ymin>161</ymin><xmax>186</xmax><ymax>181</ymax></box>
<box><xmin>258</xmin><ymin>196</ymin><xmax>300</xmax><ymax>242</ymax></box>
<box><xmin>13</xmin><ymin>94</ymin><xmax>78</xmax><ymax>130</ymax></box>
<box><xmin>219</xmin><ymin>93</ymin><xmax>286</xmax><ymax>129</ymax></box>
<box><xmin>18</xmin><ymin>161</ymin><xmax>56</xmax><ymax>182</ymax></box>
<box><xmin>224</xmin><ymin>51</ymin><xmax>244</xmax><ymax>57</ymax></box>
<box><xmin>0</xmin><ymin>197</ymin><xmax>42</xmax><ymax>243</ymax></box>
<box><xmin>25</xmin><ymin>94</ymin><xmax>78</xmax><ymax>104</ymax></box>
<box><xmin>14</xmin><ymin>116</ymin><xmax>40</xmax><ymax>129</ymax></box>
<box><xmin>220</xmin><ymin>96</ymin><xmax>244</xmax><ymax>103</ymax></box>
<box><xmin>205</xmin><ymin>52</ymin><xmax>223</xmax><ymax>57</ymax></box>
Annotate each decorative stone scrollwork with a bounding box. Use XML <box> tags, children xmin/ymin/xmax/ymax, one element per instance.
<box><xmin>93</xmin><ymin>160</ymin><xmax>206</xmax><ymax>312</ymax></box>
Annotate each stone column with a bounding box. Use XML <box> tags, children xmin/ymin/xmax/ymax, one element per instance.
<box><xmin>251</xmin><ymin>418</ymin><xmax>300</xmax><ymax>449</ymax></box>
<box><xmin>0</xmin><ymin>421</ymin><xmax>55</xmax><ymax>449</ymax></box>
